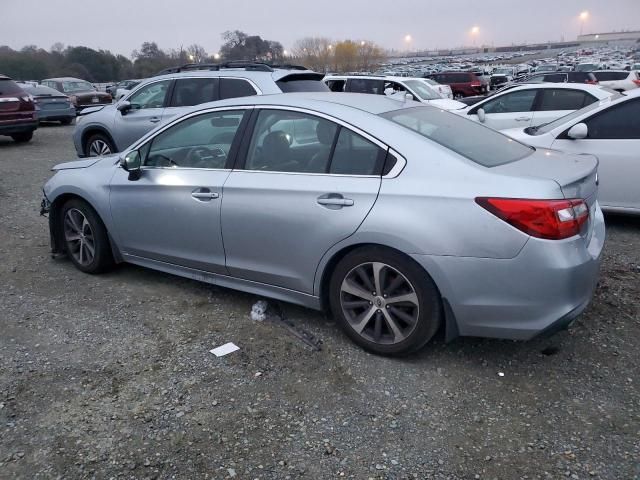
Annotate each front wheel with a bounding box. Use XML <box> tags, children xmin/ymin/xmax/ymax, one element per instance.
<box><xmin>61</xmin><ymin>199</ymin><xmax>114</xmax><ymax>274</ymax></box>
<box><xmin>329</xmin><ymin>247</ymin><xmax>442</xmax><ymax>356</ymax></box>
<box><xmin>85</xmin><ymin>133</ymin><xmax>115</xmax><ymax>157</ymax></box>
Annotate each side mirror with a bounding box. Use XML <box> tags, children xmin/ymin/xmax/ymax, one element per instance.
<box><xmin>117</xmin><ymin>101</ymin><xmax>131</xmax><ymax>115</ymax></box>
<box><xmin>567</xmin><ymin>123</ymin><xmax>588</xmax><ymax>140</ymax></box>
<box><xmin>405</xmin><ymin>93</ymin><xmax>415</xmax><ymax>102</ymax></box>
<box><xmin>477</xmin><ymin>108</ymin><xmax>486</xmax><ymax>123</ymax></box>
<box><xmin>121</xmin><ymin>150</ymin><xmax>142</xmax><ymax>180</ymax></box>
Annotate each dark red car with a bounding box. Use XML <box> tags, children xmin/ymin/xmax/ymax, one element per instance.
<box><xmin>41</xmin><ymin>77</ymin><xmax>111</xmax><ymax>112</ymax></box>
<box><xmin>0</xmin><ymin>74</ymin><xmax>37</xmax><ymax>143</ymax></box>
<box><xmin>425</xmin><ymin>71</ymin><xmax>487</xmax><ymax>98</ymax></box>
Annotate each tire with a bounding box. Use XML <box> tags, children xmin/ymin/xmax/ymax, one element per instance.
<box><xmin>11</xmin><ymin>131</ymin><xmax>33</xmax><ymax>143</ymax></box>
<box><xmin>329</xmin><ymin>246</ymin><xmax>442</xmax><ymax>356</ymax></box>
<box><xmin>60</xmin><ymin>118</ymin><xmax>74</xmax><ymax>126</ymax></box>
<box><xmin>85</xmin><ymin>133</ymin><xmax>115</xmax><ymax>157</ymax></box>
<box><xmin>60</xmin><ymin>198</ymin><xmax>114</xmax><ymax>274</ymax></box>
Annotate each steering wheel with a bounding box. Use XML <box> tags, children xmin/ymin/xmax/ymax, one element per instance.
<box><xmin>185</xmin><ymin>146</ymin><xmax>226</xmax><ymax>168</ymax></box>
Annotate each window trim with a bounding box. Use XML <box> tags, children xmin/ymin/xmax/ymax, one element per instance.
<box><xmin>233</xmin><ymin>105</ymin><xmax>404</xmax><ymax>178</ymax></box>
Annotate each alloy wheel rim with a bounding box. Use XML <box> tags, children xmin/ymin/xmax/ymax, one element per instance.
<box><xmin>63</xmin><ymin>208</ymin><xmax>95</xmax><ymax>266</ymax></box>
<box><xmin>89</xmin><ymin>139</ymin><xmax>111</xmax><ymax>156</ymax></box>
<box><xmin>340</xmin><ymin>262</ymin><xmax>419</xmax><ymax>345</ymax></box>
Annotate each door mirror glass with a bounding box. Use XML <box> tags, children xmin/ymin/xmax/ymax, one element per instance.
<box><xmin>477</xmin><ymin>108</ymin><xmax>486</xmax><ymax>123</ymax></box>
<box><xmin>122</xmin><ymin>150</ymin><xmax>141</xmax><ymax>171</ymax></box>
<box><xmin>117</xmin><ymin>101</ymin><xmax>131</xmax><ymax>114</ymax></box>
<box><xmin>567</xmin><ymin>123</ymin><xmax>588</xmax><ymax>139</ymax></box>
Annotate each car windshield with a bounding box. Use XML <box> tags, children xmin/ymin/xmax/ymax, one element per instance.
<box><xmin>23</xmin><ymin>85</ymin><xmax>65</xmax><ymax>97</ymax></box>
<box><xmin>0</xmin><ymin>79</ymin><xmax>24</xmax><ymax>95</ymax></box>
<box><xmin>404</xmin><ymin>80</ymin><xmax>441</xmax><ymax>100</ymax></box>
<box><xmin>61</xmin><ymin>80</ymin><xmax>94</xmax><ymax>93</ymax></box>
<box><xmin>380</xmin><ymin>106</ymin><xmax>533</xmax><ymax>167</ymax></box>
<box><xmin>493</xmin><ymin>68</ymin><xmax>512</xmax><ymax>75</ymax></box>
<box><xmin>529</xmin><ymin>95</ymin><xmax>621</xmax><ymax>135</ymax></box>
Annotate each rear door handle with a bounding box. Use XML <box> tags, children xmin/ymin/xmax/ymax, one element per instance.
<box><xmin>150</xmin><ymin>116</ymin><xmax>161</xmax><ymax>123</ymax></box>
<box><xmin>515</xmin><ymin>117</ymin><xmax>531</xmax><ymax>121</ymax></box>
<box><xmin>191</xmin><ymin>188</ymin><xmax>219</xmax><ymax>201</ymax></box>
<box><xmin>317</xmin><ymin>196</ymin><xmax>354</xmax><ymax>207</ymax></box>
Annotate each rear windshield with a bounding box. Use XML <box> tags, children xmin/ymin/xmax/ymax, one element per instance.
<box><xmin>593</xmin><ymin>71</ymin><xmax>628</xmax><ymax>81</ymax></box>
<box><xmin>277</xmin><ymin>74</ymin><xmax>329</xmax><ymax>93</ymax></box>
<box><xmin>380</xmin><ymin>106</ymin><xmax>533</xmax><ymax>167</ymax></box>
<box><xmin>0</xmin><ymin>79</ymin><xmax>25</xmax><ymax>95</ymax></box>
<box><xmin>61</xmin><ymin>80</ymin><xmax>94</xmax><ymax>93</ymax></box>
<box><xmin>403</xmin><ymin>80</ymin><xmax>441</xmax><ymax>100</ymax></box>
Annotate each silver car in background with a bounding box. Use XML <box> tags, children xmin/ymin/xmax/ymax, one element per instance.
<box><xmin>43</xmin><ymin>93</ymin><xmax>604</xmax><ymax>355</ymax></box>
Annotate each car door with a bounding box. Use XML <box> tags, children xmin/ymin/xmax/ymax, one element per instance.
<box><xmin>113</xmin><ymin>79</ymin><xmax>172</xmax><ymax>150</ymax></box>
<box><xmin>109</xmin><ymin>108</ymin><xmax>250</xmax><ymax>273</ymax></box>
<box><xmin>551</xmin><ymin>98</ymin><xmax>640</xmax><ymax>211</ymax></box>
<box><xmin>468</xmin><ymin>89</ymin><xmax>538</xmax><ymax>130</ymax></box>
<box><xmin>221</xmin><ymin>107</ymin><xmax>386</xmax><ymax>294</ymax></box>
<box><xmin>531</xmin><ymin>88</ymin><xmax>597</xmax><ymax>127</ymax></box>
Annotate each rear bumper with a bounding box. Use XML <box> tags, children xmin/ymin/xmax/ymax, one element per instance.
<box><xmin>411</xmin><ymin>204</ymin><xmax>606</xmax><ymax>340</ymax></box>
<box><xmin>37</xmin><ymin>106</ymin><xmax>76</xmax><ymax>121</ymax></box>
<box><xmin>0</xmin><ymin>120</ymin><xmax>38</xmax><ymax>135</ymax></box>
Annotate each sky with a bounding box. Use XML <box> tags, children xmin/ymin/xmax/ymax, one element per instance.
<box><xmin>2</xmin><ymin>0</ymin><xmax>639</xmax><ymax>56</ymax></box>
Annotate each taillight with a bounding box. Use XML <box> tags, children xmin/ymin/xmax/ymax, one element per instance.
<box><xmin>632</xmin><ymin>79</ymin><xmax>640</xmax><ymax>86</ymax></box>
<box><xmin>470</xmin><ymin>81</ymin><xmax>481</xmax><ymax>87</ymax></box>
<box><xmin>585</xmin><ymin>80</ymin><xmax>599</xmax><ymax>85</ymax></box>
<box><xmin>476</xmin><ymin>198</ymin><xmax>589</xmax><ymax>240</ymax></box>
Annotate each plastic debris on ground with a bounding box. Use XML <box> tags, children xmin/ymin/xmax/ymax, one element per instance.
<box><xmin>250</xmin><ymin>300</ymin><xmax>269</xmax><ymax>322</ymax></box>
<box><xmin>210</xmin><ymin>342</ymin><xmax>240</xmax><ymax>357</ymax></box>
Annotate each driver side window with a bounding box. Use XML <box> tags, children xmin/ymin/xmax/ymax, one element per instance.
<box><xmin>128</xmin><ymin>80</ymin><xmax>171</xmax><ymax>110</ymax></box>
<box><xmin>145</xmin><ymin>110</ymin><xmax>246</xmax><ymax>169</ymax></box>
<box><xmin>482</xmin><ymin>90</ymin><xmax>537</xmax><ymax>114</ymax></box>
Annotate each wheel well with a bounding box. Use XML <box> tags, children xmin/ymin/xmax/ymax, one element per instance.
<box><xmin>49</xmin><ymin>194</ymin><xmax>112</xmax><ymax>257</ymax></box>
<box><xmin>319</xmin><ymin>243</ymin><xmax>425</xmax><ymax>312</ymax></box>
<box><xmin>81</xmin><ymin>128</ymin><xmax>118</xmax><ymax>155</ymax></box>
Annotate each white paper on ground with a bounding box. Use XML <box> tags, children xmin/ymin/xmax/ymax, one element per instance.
<box><xmin>210</xmin><ymin>342</ymin><xmax>240</xmax><ymax>357</ymax></box>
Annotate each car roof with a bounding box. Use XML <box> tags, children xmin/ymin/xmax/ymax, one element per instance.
<box><xmin>189</xmin><ymin>91</ymin><xmax>419</xmax><ymax>116</ymax></box>
<box><xmin>42</xmin><ymin>77</ymin><xmax>90</xmax><ymax>82</ymax></box>
<box><xmin>150</xmin><ymin>68</ymin><xmax>321</xmax><ymax>83</ymax></box>
<box><xmin>324</xmin><ymin>75</ymin><xmax>425</xmax><ymax>82</ymax></box>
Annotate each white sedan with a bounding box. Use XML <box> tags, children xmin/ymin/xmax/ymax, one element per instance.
<box><xmin>456</xmin><ymin>83</ymin><xmax>615</xmax><ymax>131</ymax></box>
<box><xmin>422</xmin><ymin>78</ymin><xmax>453</xmax><ymax>99</ymax></box>
<box><xmin>592</xmin><ymin>70</ymin><xmax>640</xmax><ymax>92</ymax></box>
<box><xmin>502</xmin><ymin>89</ymin><xmax>640</xmax><ymax>214</ymax></box>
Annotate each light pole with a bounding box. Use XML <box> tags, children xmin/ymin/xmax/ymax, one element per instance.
<box><xmin>579</xmin><ymin>11</ymin><xmax>589</xmax><ymax>36</ymax></box>
<box><xmin>470</xmin><ymin>26</ymin><xmax>480</xmax><ymax>47</ymax></box>
<box><xmin>404</xmin><ymin>34</ymin><xmax>412</xmax><ymax>52</ymax></box>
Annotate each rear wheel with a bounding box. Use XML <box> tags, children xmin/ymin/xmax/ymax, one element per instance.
<box><xmin>85</xmin><ymin>133</ymin><xmax>115</xmax><ymax>157</ymax></box>
<box><xmin>61</xmin><ymin>198</ymin><xmax>114</xmax><ymax>274</ymax></box>
<box><xmin>11</xmin><ymin>131</ymin><xmax>33</xmax><ymax>143</ymax></box>
<box><xmin>329</xmin><ymin>247</ymin><xmax>442</xmax><ymax>356</ymax></box>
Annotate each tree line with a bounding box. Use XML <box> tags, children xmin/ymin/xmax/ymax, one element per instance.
<box><xmin>0</xmin><ymin>32</ymin><xmax>387</xmax><ymax>83</ymax></box>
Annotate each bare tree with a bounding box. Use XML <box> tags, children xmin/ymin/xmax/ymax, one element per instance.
<box><xmin>51</xmin><ymin>42</ymin><xmax>65</xmax><ymax>54</ymax></box>
<box><xmin>186</xmin><ymin>44</ymin><xmax>207</xmax><ymax>63</ymax></box>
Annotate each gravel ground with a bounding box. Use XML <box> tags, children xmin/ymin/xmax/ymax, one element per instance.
<box><xmin>1</xmin><ymin>125</ymin><xmax>639</xmax><ymax>479</ymax></box>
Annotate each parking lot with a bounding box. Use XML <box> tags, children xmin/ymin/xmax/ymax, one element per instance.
<box><xmin>0</xmin><ymin>125</ymin><xmax>639</xmax><ymax>478</ymax></box>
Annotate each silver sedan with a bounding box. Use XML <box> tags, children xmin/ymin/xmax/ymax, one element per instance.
<box><xmin>42</xmin><ymin>93</ymin><xmax>605</xmax><ymax>355</ymax></box>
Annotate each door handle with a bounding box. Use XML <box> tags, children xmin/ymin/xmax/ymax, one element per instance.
<box><xmin>150</xmin><ymin>116</ymin><xmax>161</xmax><ymax>123</ymax></box>
<box><xmin>317</xmin><ymin>196</ymin><xmax>354</xmax><ymax>207</ymax></box>
<box><xmin>191</xmin><ymin>189</ymin><xmax>220</xmax><ymax>201</ymax></box>
<box><xmin>515</xmin><ymin>117</ymin><xmax>531</xmax><ymax>121</ymax></box>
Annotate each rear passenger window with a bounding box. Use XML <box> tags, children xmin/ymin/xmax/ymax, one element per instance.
<box><xmin>538</xmin><ymin>89</ymin><xmax>593</xmax><ymax>111</ymax></box>
<box><xmin>326</xmin><ymin>79</ymin><xmax>346</xmax><ymax>92</ymax></box>
<box><xmin>329</xmin><ymin>128</ymin><xmax>386</xmax><ymax>175</ymax></box>
<box><xmin>171</xmin><ymin>78</ymin><xmax>218</xmax><ymax>107</ymax></box>
<box><xmin>482</xmin><ymin>89</ymin><xmax>537</xmax><ymax>114</ymax></box>
<box><xmin>220</xmin><ymin>78</ymin><xmax>257</xmax><ymax>100</ymax></box>
<box><xmin>543</xmin><ymin>73</ymin><xmax>567</xmax><ymax>83</ymax></box>
<box><xmin>347</xmin><ymin>79</ymin><xmax>385</xmax><ymax>94</ymax></box>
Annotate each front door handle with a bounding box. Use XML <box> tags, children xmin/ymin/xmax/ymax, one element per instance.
<box><xmin>191</xmin><ymin>188</ymin><xmax>219</xmax><ymax>201</ymax></box>
<box><xmin>150</xmin><ymin>116</ymin><xmax>161</xmax><ymax>123</ymax></box>
<box><xmin>317</xmin><ymin>195</ymin><xmax>354</xmax><ymax>208</ymax></box>
<box><xmin>515</xmin><ymin>117</ymin><xmax>531</xmax><ymax>122</ymax></box>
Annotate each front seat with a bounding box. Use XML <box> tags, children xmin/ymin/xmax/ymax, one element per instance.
<box><xmin>308</xmin><ymin>121</ymin><xmax>336</xmax><ymax>172</ymax></box>
<box><xmin>259</xmin><ymin>131</ymin><xmax>291</xmax><ymax>171</ymax></box>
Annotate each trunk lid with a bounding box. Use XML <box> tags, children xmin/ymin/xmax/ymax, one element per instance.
<box><xmin>492</xmin><ymin>148</ymin><xmax>598</xmax><ymax>202</ymax></box>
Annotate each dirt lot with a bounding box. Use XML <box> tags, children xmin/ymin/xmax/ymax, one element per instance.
<box><xmin>1</xmin><ymin>125</ymin><xmax>639</xmax><ymax>479</ymax></box>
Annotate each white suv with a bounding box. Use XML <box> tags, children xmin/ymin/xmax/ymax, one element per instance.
<box><xmin>73</xmin><ymin>62</ymin><xmax>328</xmax><ymax>157</ymax></box>
<box><xmin>323</xmin><ymin>75</ymin><xmax>466</xmax><ymax>110</ymax></box>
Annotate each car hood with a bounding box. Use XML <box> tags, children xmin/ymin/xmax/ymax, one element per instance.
<box><xmin>427</xmin><ymin>98</ymin><xmax>467</xmax><ymax>110</ymax></box>
<box><xmin>52</xmin><ymin>155</ymin><xmax>118</xmax><ymax>171</ymax></box>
